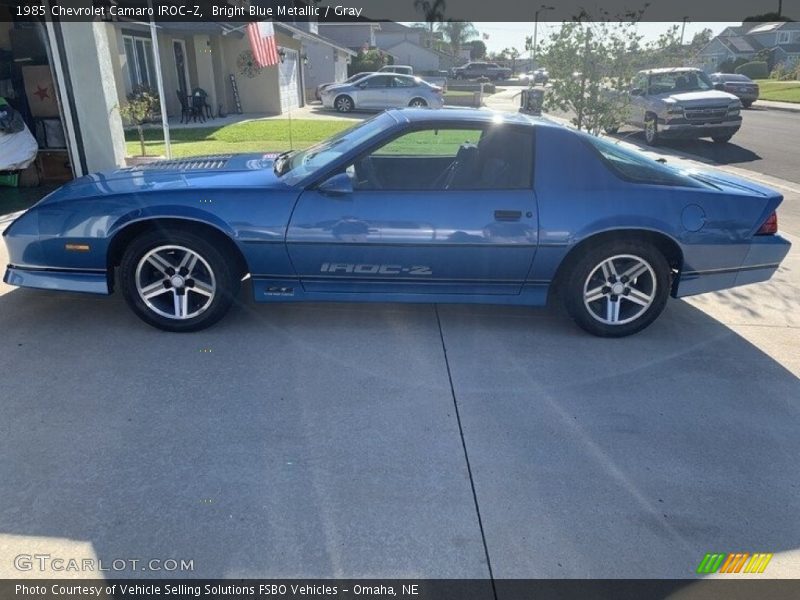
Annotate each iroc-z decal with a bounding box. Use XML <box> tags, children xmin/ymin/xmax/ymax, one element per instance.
<box><xmin>320</xmin><ymin>263</ymin><xmax>433</xmax><ymax>276</ymax></box>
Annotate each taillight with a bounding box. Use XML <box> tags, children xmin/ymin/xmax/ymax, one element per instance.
<box><xmin>756</xmin><ymin>211</ymin><xmax>778</xmax><ymax>235</ymax></box>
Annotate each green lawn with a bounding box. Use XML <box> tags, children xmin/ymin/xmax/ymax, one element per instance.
<box><xmin>755</xmin><ymin>80</ymin><xmax>800</xmax><ymax>103</ymax></box>
<box><xmin>125</xmin><ymin>118</ymin><xmax>485</xmax><ymax>158</ymax></box>
<box><xmin>125</xmin><ymin>119</ymin><xmax>352</xmax><ymax>158</ymax></box>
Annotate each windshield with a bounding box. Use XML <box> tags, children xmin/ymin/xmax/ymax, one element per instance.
<box><xmin>582</xmin><ymin>134</ymin><xmax>705</xmax><ymax>188</ymax></box>
<box><xmin>277</xmin><ymin>113</ymin><xmax>396</xmax><ymax>184</ymax></box>
<box><xmin>648</xmin><ymin>71</ymin><xmax>713</xmax><ymax>94</ymax></box>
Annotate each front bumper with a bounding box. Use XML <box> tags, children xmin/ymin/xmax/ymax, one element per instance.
<box><xmin>4</xmin><ymin>266</ymin><xmax>110</xmax><ymax>294</ymax></box>
<box><xmin>659</xmin><ymin>116</ymin><xmax>742</xmax><ymax>139</ymax></box>
<box><xmin>676</xmin><ymin>234</ymin><xmax>792</xmax><ymax>297</ymax></box>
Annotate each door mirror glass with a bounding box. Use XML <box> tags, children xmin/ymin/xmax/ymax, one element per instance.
<box><xmin>630</xmin><ymin>87</ymin><xmax>643</xmax><ymax>96</ymax></box>
<box><xmin>713</xmin><ymin>82</ymin><xmax>725</xmax><ymax>91</ymax></box>
<box><xmin>318</xmin><ymin>172</ymin><xmax>353</xmax><ymax>196</ymax></box>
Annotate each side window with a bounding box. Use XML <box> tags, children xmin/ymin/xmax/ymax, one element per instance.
<box><xmin>373</xmin><ymin>129</ymin><xmax>482</xmax><ymax>157</ymax></box>
<box><xmin>391</xmin><ymin>76</ymin><xmax>415</xmax><ymax>88</ymax></box>
<box><xmin>362</xmin><ymin>76</ymin><xmax>389</xmax><ymax>89</ymax></box>
<box><xmin>347</xmin><ymin>126</ymin><xmax>533</xmax><ymax>191</ymax></box>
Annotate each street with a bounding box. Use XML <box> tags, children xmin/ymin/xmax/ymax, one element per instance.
<box><xmin>614</xmin><ymin>105</ymin><xmax>800</xmax><ymax>184</ymax></box>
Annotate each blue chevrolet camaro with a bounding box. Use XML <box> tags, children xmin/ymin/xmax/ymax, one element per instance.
<box><xmin>2</xmin><ymin>109</ymin><xmax>791</xmax><ymax>336</ymax></box>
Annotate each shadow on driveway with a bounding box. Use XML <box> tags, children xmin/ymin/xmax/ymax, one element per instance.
<box><xmin>0</xmin><ymin>285</ymin><xmax>797</xmax><ymax>580</ymax></box>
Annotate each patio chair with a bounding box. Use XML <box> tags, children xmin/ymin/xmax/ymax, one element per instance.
<box><xmin>191</xmin><ymin>88</ymin><xmax>213</xmax><ymax>119</ymax></box>
<box><xmin>177</xmin><ymin>91</ymin><xmax>204</xmax><ymax>124</ymax></box>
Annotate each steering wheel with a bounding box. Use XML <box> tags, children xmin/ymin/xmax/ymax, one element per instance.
<box><xmin>355</xmin><ymin>156</ymin><xmax>382</xmax><ymax>190</ymax></box>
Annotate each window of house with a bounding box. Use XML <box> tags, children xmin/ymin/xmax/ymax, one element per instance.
<box><xmin>777</xmin><ymin>31</ymin><xmax>791</xmax><ymax>44</ymax></box>
<box><xmin>123</xmin><ymin>35</ymin><xmax>157</xmax><ymax>90</ymax></box>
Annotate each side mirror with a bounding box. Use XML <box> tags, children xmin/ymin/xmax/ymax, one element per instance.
<box><xmin>318</xmin><ymin>172</ymin><xmax>353</xmax><ymax>196</ymax></box>
<box><xmin>630</xmin><ymin>87</ymin><xmax>643</xmax><ymax>96</ymax></box>
<box><xmin>713</xmin><ymin>83</ymin><xmax>725</xmax><ymax>91</ymax></box>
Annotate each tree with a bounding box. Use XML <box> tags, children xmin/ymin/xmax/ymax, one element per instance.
<box><xmin>437</xmin><ymin>20</ymin><xmax>478</xmax><ymax>56</ymax></box>
<box><xmin>690</xmin><ymin>28</ymin><xmax>713</xmax><ymax>49</ymax></box>
<box><xmin>468</xmin><ymin>39</ymin><xmax>487</xmax><ymax>60</ymax></box>
<box><xmin>413</xmin><ymin>0</ymin><xmax>446</xmax><ymax>38</ymax></box>
<box><xmin>541</xmin><ymin>18</ymin><xmax>644</xmax><ymax>134</ymax></box>
<box><xmin>117</xmin><ymin>86</ymin><xmax>159</xmax><ymax>157</ymax></box>
<box><xmin>349</xmin><ymin>49</ymin><xmax>388</xmax><ymax>75</ymax></box>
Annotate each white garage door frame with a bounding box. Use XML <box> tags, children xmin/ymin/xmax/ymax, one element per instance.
<box><xmin>279</xmin><ymin>47</ymin><xmax>301</xmax><ymax>112</ymax></box>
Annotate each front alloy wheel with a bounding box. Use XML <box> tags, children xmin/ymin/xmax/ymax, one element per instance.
<box><xmin>644</xmin><ymin>115</ymin><xmax>659</xmax><ymax>146</ymax></box>
<box><xmin>563</xmin><ymin>241</ymin><xmax>670</xmax><ymax>337</ymax></box>
<box><xmin>120</xmin><ymin>229</ymin><xmax>239</xmax><ymax>332</ymax></box>
<box><xmin>334</xmin><ymin>95</ymin><xmax>353</xmax><ymax>113</ymax></box>
<box><xmin>135</xmin><ymin>245</ymin><xmax>217</xmax><ymax>320</ymax></box>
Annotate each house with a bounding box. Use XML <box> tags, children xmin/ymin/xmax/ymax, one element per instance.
<box><xmin>696</xmin><ymin>22</ymin><xmax>800</xmax><ymax>72</ymax></box>
<box><xmin>317</xmin><ymin>21</ymin><xmax>381</xmax><ymax>52</ymax></box>
<box><xmin>109</xmin><ymin>19</ymin><xmax>352</xmax><ymax>118</ymax></box>
<box><xmin>0</xmin><ymin>6</ymin><xmax>351</xmax><ymax>193</ymax></box>
<box><xmin>375</xmin><ymin>22</ymin><xmax>456</xmax><ymax>74</ymax></box>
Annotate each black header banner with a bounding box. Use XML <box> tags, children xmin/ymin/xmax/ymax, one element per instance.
<box><xmin>3</xmin><ymin>579</ymin><xmax>800</xmax><ymax>600</ymax></box>
<box><xmin>1</xmin><ymin>0</ymin><xmax>799</xmax><ymax>23</ymax></box>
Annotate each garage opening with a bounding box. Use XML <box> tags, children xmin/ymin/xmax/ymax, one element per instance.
<box><xmin>0</xmin><ymin>9</ymin><xmax>74</xmax><ymax>213</ymax></box>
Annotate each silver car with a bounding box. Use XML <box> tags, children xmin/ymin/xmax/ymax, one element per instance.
<box><xmin>320</xmin><ymin>73</ymin><xmax>444</xmax><ymax>113</ymax></box>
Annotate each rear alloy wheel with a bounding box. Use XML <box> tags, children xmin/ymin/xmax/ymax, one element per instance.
<box><xmin>334</xmin><ymin>95</ymin><xmax>354</xmax><ymax>113</ymax></box>
<box><xmin>712</xmin><ymin>135</ymin><xmax>733</xmax><ymax>144</ymax></box>
<box><xmin>563</xmin><ymin>241</ymin><xmax>670</xmax><ymax>337</ymax></box>
<box><xmin>644</xmin><ymin>115</ymin><xmax>660</xmax><ymax>146</ymax></box>
<box><xmin>409</xmin><ymin>97</ymin><xmax>428</xmax><ymax>108</ymax></box>
<box><xmin>120</xmin><ymin>229</ymin><xmax>239</xmax><ymax>332</ymax></box>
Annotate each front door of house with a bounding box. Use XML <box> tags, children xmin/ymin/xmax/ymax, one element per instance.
<box><xmin>173</xmin><ymin>40</ymin><xmax>190</xmax><ymax>101</ymax></box>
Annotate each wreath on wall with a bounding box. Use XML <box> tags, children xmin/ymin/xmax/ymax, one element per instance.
<box><xmin>237</xmin><ymin>50</ymin><xmax>263</xmax><ymax>78</ymax></box>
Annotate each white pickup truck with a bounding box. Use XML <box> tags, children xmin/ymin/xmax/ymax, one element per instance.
<box><xmin>614</xmin><ymin>68</ymin><xmax>743</xmax><ymax>145</ymax></box>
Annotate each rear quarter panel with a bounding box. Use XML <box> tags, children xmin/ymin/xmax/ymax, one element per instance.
<box><xmin>530</xmin><ymin>125</ymin><xmax>778</xmax><ymax>288</ymax></box>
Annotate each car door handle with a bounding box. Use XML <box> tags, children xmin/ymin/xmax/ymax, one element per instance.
<box><xmin>494</xmin><ymin>210</ymin><xmax>522</xmax><ymax>221</ymax></box>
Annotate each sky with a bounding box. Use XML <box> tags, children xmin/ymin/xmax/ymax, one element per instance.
<box><xmin>406</xmin><ymin>22</ymin><xmax>741</xmax><ymax>54</ymax></box>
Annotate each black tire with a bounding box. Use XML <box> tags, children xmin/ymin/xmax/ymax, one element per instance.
<box><xmin>644</xmin><ymin>114</ymin><xmax>660</xmax><ymax>146</ymax></box>
<box><xmin>562</xmin><ymin>240</ymin><xmax>670</xmax><ymax>338</ymax></box>
<box><xmin>408</xmin><ymin>97</ymin><xmax>428</xmax><ymax>108</ymax></box>
<box><xmin>334</xmin><ymin>94</ymin><xmax>354</xmax><ymax>113</ymax></box>
<box><xmin>742</xmin><ymin>101</ymin><xmax>753</xmax><ymax>109</ymax></box>
<box><xmin>712</xmin><ymin>135</ymin><xmax>733</xmax><ymax>144</ymax></box>
<box><xmin>119</xmin><ymin>228</ymin><xmax>239</xmax><ymax>332</ymax></box>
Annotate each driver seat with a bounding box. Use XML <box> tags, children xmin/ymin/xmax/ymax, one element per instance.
<box><xmin>441</xmin><ymin>143</ymin><xmax>480</xmax><ymax>189</ymax></box>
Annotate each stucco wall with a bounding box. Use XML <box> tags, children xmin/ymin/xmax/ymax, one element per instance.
<box><xmin>218</xmin><ymin>31</ymin><xmax>300</xmax><ymax>115</ymax></box>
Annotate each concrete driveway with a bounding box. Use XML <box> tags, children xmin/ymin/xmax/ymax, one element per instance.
<box><xmin>1</xmin><ymin>111</ymin><xmax>799</xmax><ymax>584</ymax></box>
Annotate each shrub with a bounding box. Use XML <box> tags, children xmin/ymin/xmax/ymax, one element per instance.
<box><xmin>717</xmin><ymin>57</ymin><xmax>748</xmax><ymax>73</ymax></box>
<box><xmin>735</xmin><ymin>61</ymin><xmax>769</xmax><ymax>79</ymax></box>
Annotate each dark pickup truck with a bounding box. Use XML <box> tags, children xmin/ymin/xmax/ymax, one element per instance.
<box><xmin>451</xmin><ymin>62</ymin><xmax>511</xmax><ymax>81</ymax></box>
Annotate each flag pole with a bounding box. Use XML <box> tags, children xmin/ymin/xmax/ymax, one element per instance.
<box><xmin>147</xmin><ymin>0</ymin><xmax>171</xmax><ymax>159</ymax></box>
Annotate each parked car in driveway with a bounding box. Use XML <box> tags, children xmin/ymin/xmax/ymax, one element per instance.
<box><xmin>709</xmin><ymin>73</ymin><xmax>760</xmax><ymax>108</ymax></box>
<box><xmin>320</xmin><ymin>73</ymin><xmax>443</xmax><ymax>113</ymax></box>
<box><xmin>452</xmin><ymin>62</ymin><xmax>511</xmax><ymax>81</ymax></box>
<box><xmin>315</xmin><ymin>72</ymin><xmax>375</xmax><ymax>101</ymax></box>
<box><xmin>610</xmin><ymin>68</ymin><xmax>743</xmax><ymax>145</ymax></box>
<box><xmin>3</xmin><ymin>109</ymin><xmax>790</xmax><ymax>337</ymax></box>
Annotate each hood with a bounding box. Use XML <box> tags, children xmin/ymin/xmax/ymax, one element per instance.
<box><xmin>664</xmin><ymin>90</ymin><xmax>738</xmax><ymax>106</ymax></box>
<box><xmin>36</xmin><ymin>153</ymin><xmax>291</xmax><ymax>205</ymax></box>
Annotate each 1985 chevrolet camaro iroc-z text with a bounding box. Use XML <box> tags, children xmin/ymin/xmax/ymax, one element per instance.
<box><xmin>2</xmin><ymin>109</ymin><xmax>791</xmax><ymax>337</ymax></box>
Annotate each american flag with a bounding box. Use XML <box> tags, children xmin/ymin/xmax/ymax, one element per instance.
<box><xmin>247</xmin><ymin>21</ymin><xmax>279</xmax><ymax>67</ymax></box>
